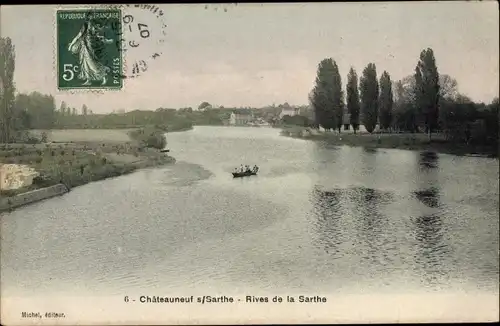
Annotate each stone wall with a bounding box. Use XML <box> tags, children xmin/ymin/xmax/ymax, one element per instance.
<box><xmin>0</xmin><ymin>184</ymin><xmax>68</xmax><ymax>213</ymax></box>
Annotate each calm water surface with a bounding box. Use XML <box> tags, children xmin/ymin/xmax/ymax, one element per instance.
<box><xmin>1</xmin><ymin>126</ymin><xmax>499</xmax><ymax>297</ymax></box>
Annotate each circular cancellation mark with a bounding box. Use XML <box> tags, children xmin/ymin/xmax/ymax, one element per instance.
<box><xmin>108</xmin><ymin>4</ymin><xmax>167</xmax><ymax>79</ymax></box>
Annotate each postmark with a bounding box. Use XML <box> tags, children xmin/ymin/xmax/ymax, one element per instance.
<box><xmin>117</xmin><ymin>4</ymin><xmax>168</xmax><ymax>79</ymax></box>
<box><xmin>56</xmin><ymin>9</ymin><xmax>123</xmax><ymax>90</ymax></box>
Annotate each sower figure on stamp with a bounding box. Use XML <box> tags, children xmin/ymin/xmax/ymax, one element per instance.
<box><xmin>67</xmin><ymin>16</ymin><xmax>114</xmax><ymax>86</ymax></box>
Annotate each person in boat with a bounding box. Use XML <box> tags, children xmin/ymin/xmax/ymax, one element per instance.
<box><xmin>252</xmin><ymin>165</ymin><xmax>259</xmax><ymax>173</ymax></box>
<box><xmin>239</xmin><ymin>164</ymin><xmax>244</xmax><ymax>173</ymax></box>
<box><xmin>245</xmin><ymin>165</ymin><xmax>251</xmax><ymax>173</ymax></box>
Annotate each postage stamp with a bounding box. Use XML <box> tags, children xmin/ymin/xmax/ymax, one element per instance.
<box><xmin>56</xmin><ymin>9</ymin><xmax>123</xmax><ymax>90</ymax></box>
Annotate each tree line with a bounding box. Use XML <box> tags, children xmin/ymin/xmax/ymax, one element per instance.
<box><xmin>0</xmin><ymin>37</ymin><xmax>90</xmax><ymax>141</ymax></box>
<box><xmin>2</xmin><ymin>35</ymin><xmax>497</xmax><ymax>147</ymax></box>
<box><xmin>309</xmin><ymin>48</ymin><xmax>499</xmax><ymax>146</ymax></box>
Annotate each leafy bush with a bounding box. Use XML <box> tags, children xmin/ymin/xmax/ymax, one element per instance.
<box><xmin>129</xmin><ymin>127</ymin><xmax>167</xmax><ymax>150</ymax></box>
<box><xmin>282</xmin><ymin>115</ymin><xmax>312</xmax><ymax>127</ymax></box>
<box><xmin>145</xmin><ymin>132</ymin><xmax>167</xmax><ymax>149</ymax></box>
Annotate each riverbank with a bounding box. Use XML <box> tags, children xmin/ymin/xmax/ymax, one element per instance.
<box><xmin>0</xmin><ymin>129</ymin><xmax>177</xmax><ymax>212</ymax></box>
<box><xmin>166</xmin><ymin>125</ymin><xmax>193</xmax><ymax>132</ymax></box>
<box><xmin>0</xmin><ymin>184</ymin><xmax>69</xmax><ymax>213</ymax></box>
<box><xmin>31</xmin><ymin>125</ymin><xmax>192</xmax><ymax>143</ymax></box>
<box><xmin>280</xmin><ymin>126</ymin><xmax>498</xmax><ymax>158</ymax></box>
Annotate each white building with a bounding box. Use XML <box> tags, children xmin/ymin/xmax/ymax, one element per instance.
<box><xmin>279</xmin><ymin>106</ymin><xmax>300</xmax><ymax>119</ymax></box>
<box><xmin>229</xmin><ymin>109</ymin><xmax>253</xmax><ymax>126</ymax></box>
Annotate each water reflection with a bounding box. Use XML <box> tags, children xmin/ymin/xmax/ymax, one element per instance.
<box><xmin>309</xmin><ymin>142</ymin><xmax>342</xmax><ymax>170</ymax></box>
<box><xmin>414</xmin><ymin>151</ymin><xmax>441</xmax><ymax>208</ymax></box>
<box><xmin>412</xmin><ymin>152</ymin><xmax>451</xmax><ymax>286</ymax></box>
<box><xmin>412</xmin><ymin>212</ymin><xmax>450</xmax><ymax>286</ymax></box>
<box><xmin>310</xmin><ymin>186</ymin><xmax>345</xmax><ymax>257</ymax></box>
<box><xmin>310</xmin><ymin>185</ymin><xmax>394</xmax><ymax>270</ymax></box>
<box><xmin>419</xmin><ymin>151</ymin><xmax>439</xmax><ymax>169</ymax></box>
<box><xmin>353</xmin><ymin>186</ymin><xmax>394</xmax><ymax>268</ymax></box>
<box><xmin>414</xmin><ymin>187</ymin><xmax>440</xmax><ymax>208</ymax></box>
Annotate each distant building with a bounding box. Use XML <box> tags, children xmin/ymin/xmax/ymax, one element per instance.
<box><xmin>279</xmin><ymin>106</ymin><xmax>300</xmax><ymax>119</ymax></box>
<box><xmin>229</xmin><ymin>109</ymin><xmax>253</xmax><ymax>126</ymax></box>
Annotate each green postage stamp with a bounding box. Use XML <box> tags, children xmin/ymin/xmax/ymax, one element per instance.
<box><xmin>56</xmin><ymin>9</ymin><xmax>123</xmax><ymax>90</ymax></box>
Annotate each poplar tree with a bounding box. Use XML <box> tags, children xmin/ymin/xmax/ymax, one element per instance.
<box><xmin>360</xmin><ymin>63</ymin><xmax>379</xmax><ymax>133</ymax></box>
<box><xmin>331</xmin><ymin>60</ymin><xmax>344</xmax><ymax>133</ymax></box>
<box><xmin>379</xmin><ymin>71</ymin><xmax>393</xmax><ymax>131</ymax></box>
<box><xmin>414</xmin><ymin>48</ymin><xmax>440</xmax><ymax>140</ymax></box>
<box><xmin>309</xmin><ymin>58</ymin><xmax>338</xmax><ymax>130</ymax></box>
<box><xmin>0</xmin><ymin>37</ymin><xmax>16</xmax><ymax>143</ymax></box>
<box><xmin>346</xmin><ymin>67</ymin><xmax>360</xmax><ymax>133</ymax></box>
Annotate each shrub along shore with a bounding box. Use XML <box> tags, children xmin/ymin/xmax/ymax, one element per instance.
<box><xmin>0</xmin><ymin>127</ymin><xmax>176</xmax><ymax>205</ymax></box>
<box><xmin>281</xmin><ymin>126</ymin><xmax>499</xmax><ymax>158</ymax></box>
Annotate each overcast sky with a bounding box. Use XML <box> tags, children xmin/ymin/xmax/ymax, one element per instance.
<box><xmin>1</xmin><ymin>2</ymin><xmax>498</xmax><ymax>113</ymax></box>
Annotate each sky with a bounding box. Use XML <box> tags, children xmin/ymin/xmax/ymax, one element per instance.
<box><xmin>1</xmin><ymin>2</ymin><xmax>499</xmax><ymax>113</ymax></box>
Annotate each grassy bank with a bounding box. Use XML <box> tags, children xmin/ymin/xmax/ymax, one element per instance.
<box><xmin>0</xmin><ymin>129</ymin><xmax>176</xmax><ymax>198</ymax></box>
<box><xmin>281</xmin><ymin>126</ymin><xmax>498</xmax><ymax>158</ymax></box>
<box><xmin>31</xmin><ymin>125</ymin><xmax>191</xmax><ymax>143</ymax></box>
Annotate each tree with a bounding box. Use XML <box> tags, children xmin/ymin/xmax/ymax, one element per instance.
<box><xmin>394</xmin><ymin>74</ymin><xmax>455</xmax><ymax>103</ymax></box>
<box><xmin>360</xmin><ymin>63</ymin><xmax>379</xmax><ymax>133</ymax></box>
<box><xmin>60</xmin><ymin>101</ymin><xmax>67</xmax><ymax>115</ymax></box>
<box><xmin>439</xmin><ymin>97</ymin><xmax>477</xmax><ymax>142</ymax></box>
<box><xmin>309</xmin><ymin>58</ymin><xmax>339</xmax><ymax>131</ymax></box>
<box><xmin>392</xmin><ymin>73</ymin><xmax>459</xmax><ymax>133</ymax></box>
<box><xmin>331</xmin><ymin>61</ymin><xmax>344</xmax><ymax>133</ymax></box>
<box><xmin>179</xmin><ymin>107</ymin><xmax>193</xmax><ymax>113</ymax></box>
<box><xmin>454</xmin><ymin>93</ymin><xmax>473</xmax><ymax>104</ymax></box>
<box><xmin>414</xmin><ymin>48</ymin><xmax>440</xmax><ymax>140</ymax></box>
<box><xmin>16</xmin><ymin>92</ymin><xmax>56</xmax><ymax>129</ymax></box>
<box><xmin>15</xmin><ymin>108</ymin><xmax>31</xmax><ymax>130</ymax></box>
<box><xmin>146</xmin><ymin>131</ymin><xmax>167</xmax><ymax>149</ymax></box>
<box><xmin>0</xmin><ymin>37</ymin><xmax>16</xmax><ymax>143</ymax></box>
<box><xmin>13</xmin><ymin>94</ymin><xmax>32</xmax><ymax>130</ymax></box>
<box><xmin>393</xmin><ymin>75</ymin><xmax>417</xmax><ymax>104</ymax></box>
<box><xmin>392</xmin><ymin>79</ymin><xmax>417</xmax><ymax>132</ymax></box>
<box><xmin>72</xmin><ymin>107</ymin><xmax>77</xmax><ymax>116</ymax></box>
<box><xmin>299</xmin><ymin>105</ymin><xmax>314</xmax><ymax>122</ymax></box>
<box><xmin>346</xmin><ymin>67</ymin><xmax>361</xmax><ymax>133</ymax></box>
<box><xmin>129</xmin><ymin>127</ymin><xmax>167</xmax><ymax>150</ymax></box>
<box><xmin>82</xmin><ymin>104</ymin><xmax>88</xmax><ymax>115</ymax></box>
<box><xmin>282</xmin><ymin>115</ymin><xmax>310</xmax><ymax>127</ymax></box>
<box><xmin>379</xmin><ymin>71</ymin><xmax>393</xmax><ymax>131</ymax></box>
<box><xmin>198</xmin><ymin>102</ymin><xmax>212</xmax><ymax>111</ymax></box>
<box><xmin>439</xmin><ymin>74</ymin><xmax>458</xmax><ymax>101</ymax></box>
<box><xmin>483</xmin><ymin>97</ymin><xmax>499</xmax><ymax>145</ymax></box>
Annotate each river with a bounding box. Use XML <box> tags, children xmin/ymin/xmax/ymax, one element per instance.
<box><xmin>1</xmin><ymin>126</ymin><xmax>498</xmax><ymax>322</ymax></box>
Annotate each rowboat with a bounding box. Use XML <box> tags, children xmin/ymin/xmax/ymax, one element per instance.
<box><xmin>232</xmin><ymin>170</ymin><xmax>257</xmax><ymax>178</ymax></box>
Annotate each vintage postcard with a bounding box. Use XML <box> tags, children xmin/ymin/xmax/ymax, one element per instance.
<box><xmin>0</xmin><ymin>2</ymin><xmax>499</xmax><ymax>325</ymax></box>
